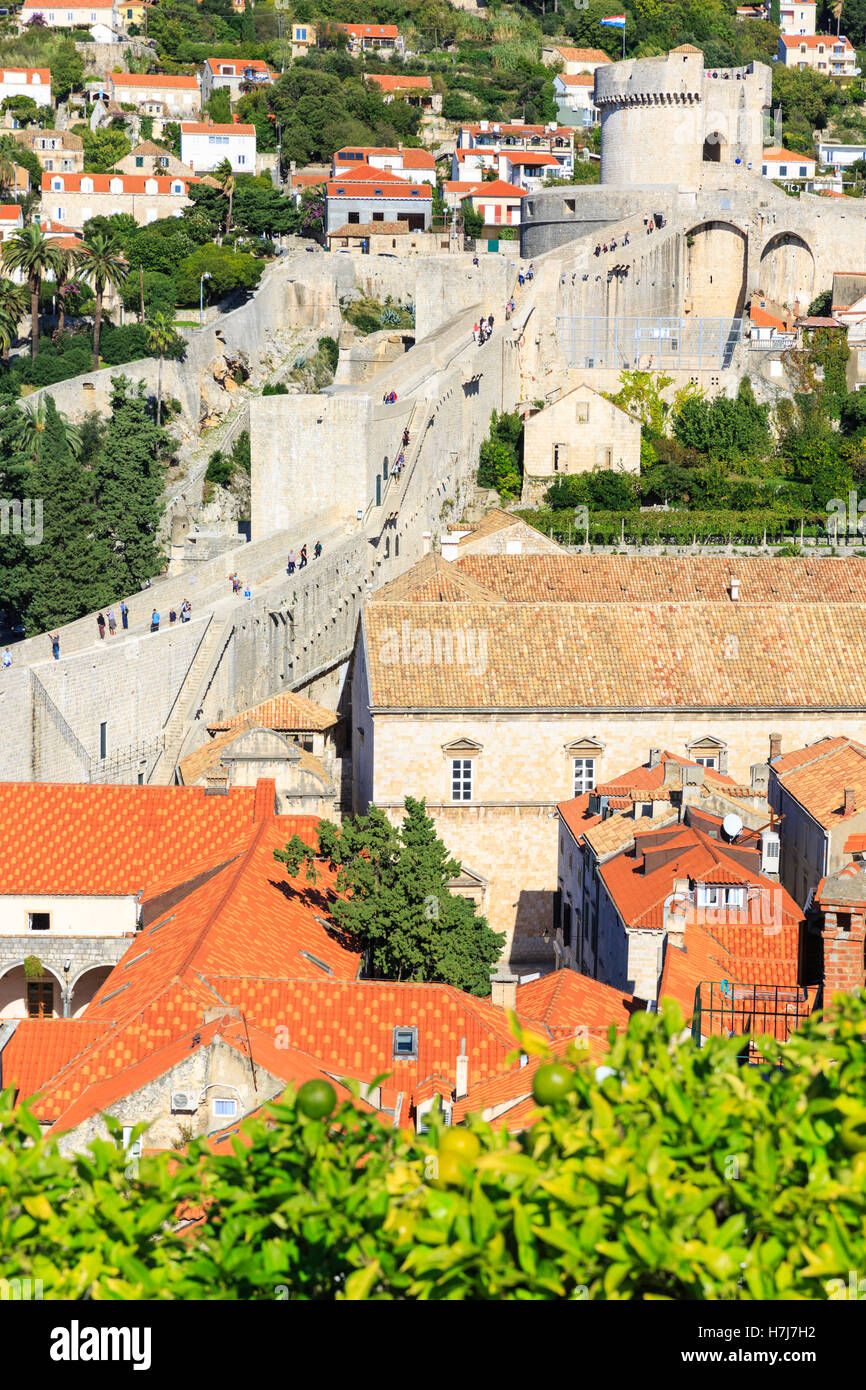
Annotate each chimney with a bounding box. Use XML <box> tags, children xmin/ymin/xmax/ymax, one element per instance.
<box><xmin>768</xmin><ymin>733</ymin><xmax>782</xmax><ymax>763</ymax></box>
<box><xmin>750</xmin><ymin>762</ymin><xmax>769</xmax><ymax>793</ymax></box>
<box><xmin>455</xmin><ymin>1038</ymin><xmax>468</xmax><ymax>1099</ymax></box>
<box><xmin>490</xmin><ymin>975</ymin><xmax>518</xmax><ymax>1012</ymax></box>
<box><xmin>204</xmin><ymin>769</ymin><xmax>229</xmax><ymax>796</ymax></box>
<box><xmin>820</xmin><ymin>894</ymin><xmax>866</xmax><ymax>999</ymax></box>
<box><xmin>845</xmin><ymin>787</ymin><xmax>857</xmax><ymax>816</ymax></box>
<box><xmin>663</xmin><ymin>759</ymin><xmax>681</xmax><ymax>785</ymax></box>
<box><xmin>729</xmin><ymin>576</ymin><xmax>740</xmax><ymax>601</ymax></box>
<box><xmin>648</xmin><ymin>747</ymin><xmax>662</xmax><ymax>768</ymax></box>
<box><xmin>664</xmin><ymin>875</ymin><xmax>690</xmax><ymax>947</ymax></box>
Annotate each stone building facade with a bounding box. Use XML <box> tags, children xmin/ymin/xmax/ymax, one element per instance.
<box><xmin>521</xmin><ymin>383</ymin><xmax>641</xmax><ymax>503</ymax></box>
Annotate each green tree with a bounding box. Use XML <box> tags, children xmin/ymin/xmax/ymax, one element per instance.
<box><xmin>173</xmin><ymin>242</ymin><xmax>262</xmax><ymax>306</ymax></box>
<box><xmin>213</xmin><ymin>156</ymin><xmax>235</xmax><ymax>238</ymax></box>
<box><xmin>0</xmin><ymin>276</ymin><xmax>28</xmax><ymax>365</ymax></box>
<box><xmin>26</xmin><ymin>397</ymin><xmax>111</xmax><ymax>632</ymax></box>
<box><xmin>206</xmin><ymin>86</ymin><xmax>232</xmax><ymax>125</ymax></box>
<box><xmin>91</xmin><ymin>377</ymin><xmax>168</xmax><ymax>594</ymax></box>
<box><xmin>144</xmin><ymin>310</ymin><xmax>176</xmax><ymax>427</ymax></box>
<box><xmin>78</xmin><ymin>231</ymin><xmax>129</xmax><ymax>369</ymax></box>
<box><xmin>77</xmin><ymin>126</ymin><xmax>132</xmax><ymax>173</ymax></box>
<box><xmin>0</xmin><ymin>400</ymin><xmax>34</xmax><ymax>620</ymax></box>
<box><xmin>1</xmin><ymin>224</ymin><xmax>61</xmax><ymax>358</ymax></box>
<box><xmin>51</xmin><ymin>243</ymin><xmax>83</xmax><ymax>335</ymax></box>
<box><xmin>605</xmin><ymin>369</ymin><xmax>674</xmax><ymax>437</ymax></box>
<box><xmin>50</xmin><ymin>38</ymin><xmax>84</xmax><ymax>101</ymax></box>
<box><xmin>274</xmin><ymin>799</ymin><xmax>505</xmax><ymax>996</ymax></box>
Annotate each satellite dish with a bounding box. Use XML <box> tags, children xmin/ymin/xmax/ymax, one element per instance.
<box><xmin>722</xmin><ymin>813</ymin><xmax>743</xmax><ymax>841</ymax></box>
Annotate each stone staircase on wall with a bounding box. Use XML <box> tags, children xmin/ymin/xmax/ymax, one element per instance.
<box><xmin>149</xmin><ymin>613</ymin><xmax>232</xmax><ymax>785</ymax></box>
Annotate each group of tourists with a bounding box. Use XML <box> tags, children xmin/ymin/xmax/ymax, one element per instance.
<box><xmin>383</xmin><ymin>390</ymin><xmax>398</xmax><ymax>405</ymax></box>
<box><xmin>473</xmin><ymin>314</ymin><xmax>495</xmax><ymax>345</ymax></box>
<box><xmin>594</xmin><ymin>231</ymin><xmax>631</xmax><ymax>257</ymax></box>
<box><xmin>517</xmin><ymin>264</ymin><xmax>535</xmax><ymax>288</ymax></box>
<box><xmin>95</xmin><ymin>600</ymin><xmax>135</xmax><ymax>641</ymax></box>
<box><xmin>287</xmin><ymin>541</ymin><xmax>321</xmax><ymax>575</ymax></box>
<box><xmin>149</xmin><ymin>600</ymin><xmax>191</xmax><ymax>632</ymax></box>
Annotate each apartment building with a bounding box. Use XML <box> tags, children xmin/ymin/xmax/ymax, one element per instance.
<box><xmin>0</xmin><ymin>67</ymin><xmax>52</xmax><ymax>108</ymax></box>
<box><xmin>42</xmin><ymin>170</ymin><xmax>197</xmax><ymax>229</ymax></box>
<box><xmin>767</xmin><ymin>736</ymin><xmax>866</xmax><ymax>910</ymax></box>
<box><xmin>364</xmin><ymin>74</ymin><xmax>442</xmax><ymax>113</ymax></box>
<box><xmin>778</xmin><ymin>33</ymin><xmax>858</xmax><ymax>76</ymax></box>
<box><xmin>457</xmin><ymin>121</ymin><xmax>576</xmax><ymax>176</ymax></box>
<box><xmin>332</xmin><ymin>22</ymin><xmax>404</xmax><ymax>55</ymax></box>
<box><xmin>200</xmin><ymin>57</ymin><xmax>275</xmax><ymax>106</ymax></box>
<box><xmin>180</xmin><ymin>121</ymin><xmax>256</xmax><ymax>173</ymax></box>
<box><xmin>108</xmin><ymin>71</ymin><xmax>201</xmax><ymax>117</ymax></box>
<box><xmin>13</xmin><ymin>128</ymin><xmax>82</xmax><ymax>174</ymax></box>
<box><xmin>19</xmin><ymin>0</ymin><xmax>119</xmax><ymax>35</ymax></box>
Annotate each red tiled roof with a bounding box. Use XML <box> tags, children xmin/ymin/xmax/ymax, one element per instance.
<box><xmin>501</xmin><ymin>152</ymin><xmax>560</xmax><ymax>165</ymax></box>
<box><xmin>335</xmin><ymin>23</ymin><xmax>399</xmax><ymax>38</ymax></box>
<box><xmin>336</xmin><ymin>146</ymin><xmax>435</xmax><ymax>165</ymax></box>
<box><xmin>326</xmin><ymin>180</ymin><xmax>431</xmax><ymax>198</ymax></box>
<box><xmin>556</xmin><ymin>74</ymin><xmax>596</xmax><ymax>87</ymax></box>
<box><xmin>204</xmin><ymin>58</ymin><xmax>273</xmax><ymax>76</ymax></box>
<box><xmin>771</xmin><ymin>739</ymin><xmax>866</xmax><ymax>827</ymax></box>
<box><xmin>181</xmin><ymin>122</ymin><xmax>255</xmax><ymax>135</ymax></box>
<box><xmin>41</xmin><ymin>173</ymin><xmax>195</xmax><ymax>194</ymax></box>
<box><xmin>111</xmin><ymin>72</ymin><xmax>200</xmax><ymax>89</ymax></box>
<box><xmin>0</xmin><ymin>67</ymin><xmax>50</xmax><ymax>81</ymax></box>
<box><xmin>2</xmin><ymin>1020</ymin><xmax>112</xmax><ymax>1104</ymax></box>
<box><xmin>464</xmin><ymin>179</ymin><xmax>527</xmax><ymax>198</ymax></box>
<box><xmin>364</xmin><ymin>75</ymin><xmax>432</xmax><ymax>91</ymax></box>
<box><xmin>762</xmin><ymin>146</ymin><xmax>815</xmax><ymax>163</ymax></box>
<box><xmin>780</xmin><ymin>32</ymin><xmax>855</xmax><ymax>48</ymax></box>
<box><xmin>327</xmin><ymin>163</ymin><xmax>408</xmax><ymax>183</ymax></box>
<box><xmin>516</xmin><ymin>970</ymin><xmax>635</xmax><ymax>1038</ymax></box>
<box><xmin>0</xmin><ymin>780</ymin><xmax>279</xmax><ymax>895</ymax></box>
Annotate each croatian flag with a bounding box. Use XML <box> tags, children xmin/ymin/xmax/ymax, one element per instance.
<box><xmin>600</xmin><ymin>14</ymin><xmax>626</xmax><ymax>26</ymax></box>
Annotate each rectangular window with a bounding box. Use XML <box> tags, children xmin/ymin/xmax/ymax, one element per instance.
<box><xmin>575</xmin><ymin>402</ymin><xmax>589</xmax><ymax>422</ymax></box>
<box><xmin>799</xmin><ymin>166</ymin><xmax>807</xmax><ymax>176</ymax></box>
<box><xmin>573</xmin><ymin>757</ymin><xmax>595</xmax><ymax>795</ymax></box>
<box><xmin>695</xmin><ymin>755</ymin><xmax>717</xmax><ymax>768</ymax></box>
<box><xmin>27</xmin><ymin>981</ymin><xmax>53</xmax><ymax>1018</ymax></box>
<box><xmin>135</xmin><ymin>156</ymin><xmax>143</xmax><ymax>167</ymax></box>
<box><xmin>237</xmin><ymin>155</ymin><xmax>245</xmax><ymax>165</ymax></box>
<box><xmin>99</xmin><ymin>720</ymin><xmax>107</xmax><ymax>760</ymax></box>
<box><xmin>28</xmin><ymin>911</ymin><xmax>50</xmax><ymax>931</ymax></box>
<box><xmin>213</xmin><ymin>1097</ymin><xmax>238</xmax><ymax>1118</ymax></box>
<box><xmin>393</xmin><ymin>1026</ymin><xmax>418</xmax><ymax>1059</ymax></box>
<box><xmin>553</xmin><ymin>442</ymin><xmax>568</xmax><ymax>472</ymax></box>
<box><xmin>702</xmin><ymin>885</ymin><xmax>720</xmax><ymax>907</ymax></box>
<box><xmin>451</xmin><ymin>758</ymin><xmax>472</xmax><ymax>801</ymax></box>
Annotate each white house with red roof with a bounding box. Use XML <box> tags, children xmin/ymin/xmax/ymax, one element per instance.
<box><xmin>331</xmin><ymin>21</ymin><xmax>404</xmax><ymax>55</ymax></box>
<box><xmin>200</xmin><ymin>57</ymin><xmax>275</xmax><ymax>106</ymax></box>
<box><xmin>42</xmin><ymin>170</ymin><xmax>197</xmax><ymax>228</ymax></box>
<box><xmin>553</xmin><ymin>73</ymin><xmax>598</xmax><ymax>128</ymax></box>
<box><xmin>325</xmin><ymin>172</ymin><xmax>431</xmax><ymax>235</ymax></box>
<box><xmin>0</xmin><ymin>67</ymin><xmax>51</xmax><ymax>108</ymax></box>
<box><xmin>331</xmin><ymin>144</ymin><xmax>436</xmax><ymax>187</ymax></box>
<box><xmin>19</xmin><ymin>0</ymin><xmax>120</xmax><ymax>38</ymax></box>
<box><xmin>778</xmin><ymin>32</ymin><xmax>858</xmax><ymax>76</ymax></box>
<box><xmin>0</xmin><ymin>204</ymin><xmax>23</xmax><ymax>243</ymax></box>
<box><xmin>498</xmin><ymin>150</ymin><xmax>562</xmax><ymax>189</ymax></box>
<box><xmin>761</xmin><ymin>146</ymin><xmax>816</xmax><ymax>186</ymax></box>
<box><xmin>180</xmin><ymin>121</ymin><xmax>256</xmax><ymax>173</ymax></box>
<box><xmin>458</xmin><ymin>179</ymin><xmax>526</xmax><ymax>229</ymax></box>
<box><xmin>457</xmin><ymin>120</ymin><xmax>575</xmax><ymax>175</ymax></box>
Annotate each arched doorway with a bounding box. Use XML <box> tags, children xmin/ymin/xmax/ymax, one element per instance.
<box><xmin>685</xmin><ymin>221</ymin><xmax>748</xmax><ymax>318</ymax></box>
<box><xmin>702</xmin><ymin>131</ymin><xmax>727</xmax><ymax>163</ymax></box>
<box><xmin>69</xmin><ymin>965</ymin><xmax>113</xmax><ymax>1017</ymax></box>
<box><xmin>759</xmin><ymin>232</ymin><xmax>815</xmax><ymax>311</ymax></box>
<box><xmin>0</xmin><ymin>963</ymin><xmax>63</xmax><ymax>1019</ymax></box>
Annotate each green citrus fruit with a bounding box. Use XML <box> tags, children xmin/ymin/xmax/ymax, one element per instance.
<box><xmin>431</xmin><ymin>1151</ymin><xmax>470</xmax><ymax>1187</ymax></box>
<box><xmin>532</xmin><ymin>1062</ymin><xmax>574</xmax><ymax>1106</ymax></box>
<box><xmin>297</xmin><ymin>1079</ymin><xmax>337</xmax><ymax>1119</ymax></box>
<box><xmin>439</xmin><ymin>1128</ymin><xmax>481</xmax><ymax>1162</ymax></box>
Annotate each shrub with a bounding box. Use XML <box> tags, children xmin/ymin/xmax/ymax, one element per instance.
<box><xmin>3</xmin><ymin>994</ymin><xmax>866</xmax><ymax>1297</ymax></box>
<box><xmin>204</xmin><ymin>449</ymin><xmax>233</xmax><ymax>489</ymax></box>
<box><xmin>261</xmin><ymin>382</ymin><xmax>288</xmax><ymax>396</ymax></box>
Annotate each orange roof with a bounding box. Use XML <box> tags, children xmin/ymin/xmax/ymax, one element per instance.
<box><xmin>762</xmin><ymin>146</ymin><xmax>815</xmax><ymax>163</ymax></box>
<box><xmin>110</xmin><ymin>72</ymin><xmax>200</xmax><ymax>89</ymax></box>
<box><xmin>0</xmin><ymin>205</ymin><xmax>21</xmax><ymax>222</ymax></box>
<box><xmin>556</xmin><ymin>74</ymin><xmax>596</xmax><ymax>87</ymax></box>
<box><xmin>551</xmin><ymin>46</ymin><xmax>611</xmax><ymax>62</ymax></box>
<box><xmin>0</xmin><ymin>67</ymin><xmax>50</xmax><ymax>81</ymax></box>
<box><xmin>844</xmin><ymin>834</ymin><xmax>866</xmax><ymax>852</ymax></box>
<box><xmin>464</xmin><ymin>179</ymin><xmax>527</xmax><ymax>198</ymax></box>
<box><xmin>0</xmin><ymin>779</ymin><xmax>277</xmax><ymax>895</ymax></box>
<box><xmin>335</xmin><ymin>146</ymin><xmax>435</xmax><ymax>168</ymax></box>
<box><xmin>365</xmin><ymin>75</ymin><xmax>432</xmax><ymax>91</ymax></box>
<box><xmin>208</xmin><ymin>690</ymin><xmax>338</xmax><ymax>734</ymax></box>
<box><xmin>463</xmin><ymin>122</ymin><xmax>572</xmax><ymax>137</ymax></box>
<box><xmin>335</xmin><ymin>23</ymin><xmax>399</xmax><ymax>38</ymax></box>
<box><xmin>326</xmin><ymin>180</ymin><xmax>431</xmax><ymax>198</ymax></box>
<box><xmin>771</xmin><ymin>738</ymin><xmax>866</xmax><ymax>827</ymax></box>
<box><xmin>181</xmin><ymin>122</ymin><xmax>255</xmax><ymax>136</ymax></box>
<box><xmin>516</xmin><ymin>970</ymin><xmax>635</xmax><ymax>1038</ymax></box>
<box><xmin>204</xmin><ymin>58</ymin><xmax>273</xmax><ymax>76</ymax></box>
<box><xmin>780</xmin><ymin>32</ymin><xmax>854</xmax><ymax>48</ymax></box>
<box><xmin>327</xmin><ymin>163</ymin><xmax>408</xmax><ymax>183</ymax></box>
<box><xmin>502</xmin><ymin>152</ymin><xmax>560</xmax><ymax>165</ymax></box>
<box><xmin>750</xmin><ymin>303</ymin><xmax>791</xmax><ymax>330</ymax></box>
<box><xmin>42</xmin><ymin>172</ymin><xmax>195</xmax><ymax>194</ymax></box>
<box><xmin>1</xmin><ymin>1019</ymin><xmax>112</xmax><ymax>1104</ymax></box>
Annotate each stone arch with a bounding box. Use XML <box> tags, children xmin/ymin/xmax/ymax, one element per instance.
<box><xmin>684</xmin><ymin>220</ymin><xmax>747</xmax><ymax>319</ymax></box>
<box><xmin>0</xmin><ymin>960</ymin><xmax>64</xmax><ymax>1020</ymax></box>
<box><xmin>702</xmin><ymin>131</ymin><xmax>728</xmax><ymax>163</ymax></box>
<box><xmin>759</xmin><ymin>231</ymin><xmax>815</xmax><ymax>312</ymax></box>
<box><xmin>68</xmin><ymin>964</ymin><xmax>113</xmax><ymax>1018</ymax></box>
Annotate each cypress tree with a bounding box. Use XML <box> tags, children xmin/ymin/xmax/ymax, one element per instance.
<box><xmin>0</xmin><ymin>401</ymin><xmax>35</xmax><ymax>624</ymax></box>
<box><xmin>92</xmin><ymin>376</ymin><xmax>168</xmax><ymax>595</ymax></box>
<box><xmin>26</xmin><ymin>398</ymin><xmax>112</xmax><ymax>633</ymax></box>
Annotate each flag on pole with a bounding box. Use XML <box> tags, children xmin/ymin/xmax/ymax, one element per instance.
<box><xmin>600</xmin><ymin>14</ymin><xmax>626</xmax><ymax>25</ymax></box>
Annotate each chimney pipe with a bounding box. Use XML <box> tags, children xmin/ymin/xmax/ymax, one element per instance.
<box><xmin>844</xmin><ymin>787</ymin><xmax>857</xmax><ymax>816</ymax></box>
<box><xmin>729</xmin><ymin>576</ymin><xmax>740</xmax><ymax>601</ymax></box>
<box><xmin>648</xmin><ymin>747</ymin><xmax>662</xmax><ymax>768</ymax></box>
<box><xmin>455</xmin><ymin>1038</ymin><xmax>468</xmax><ymax>1099</ymax></box>
<box><xmin>768</xmin><ymin>733</ymin><xmax>782</xmax><ymax>763</ymax></box>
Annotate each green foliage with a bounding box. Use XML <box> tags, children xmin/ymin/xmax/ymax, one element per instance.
<box><xmin>120</xmin><ymin>270</ymin><xmax>177</xmax><ymax>320</ymax></box>
<box><xmin>274</xmin><ymin>799</ymin><xmax>505</xmax><ymax>997</ymax></box>
<box><xmin>477</xmin><ymin>409</ymin><xmax>523</xmax><ymax>499</ymax></box>
<box><xmin>604</xmin><ymin>369</ymin><xmax>675</xmax><ymax>438</ymax></box>
<box><xmin>544</xmin><ymin>470</ymin><xmax>639</xmax><ymax>512</ymax></box>
<box><xmin>50</xmin><ymin>38</ymin><xmax>83</xmax><ymax>101</ymax></box>
<box><xmin>318</xmin><ymin>336</ymin><xmax>339</xmax><ymax>375</ymax></box>
<box><xmin>808</xmin><ymin>290</ymin><xmax>832</xmax><ymax>317</ymax></box>
<box><xmin>25</xmin><ymin>398</ymin><xmax>112</xmax><ymax>632</ymax></box>
<box><xmin>4</xmin><ymin>994</ymin><xmax>866</xmax><ymax>1297</ymax></box>
<box><xmin>341</xmin><ymin>295</ymin><xmax>414</xmax><ymax>335</ymax></box>
<box><xmin>205</xmin><ymin>447</ymin><xmax>233</xmax><ymax>488</ymax></box>
<box><xmin>261</xmin><ymin>382</ymin><xmax>288</xmax><ymax>396</ymax></box>
<box><xmin>673</xmin><ymin>379</ymin><xmax>772</xmax><ymax>462</ymax></box>
<box><xmin>22</xmin><ymin>955</ymin><xmax>43</xmax><ymax>980</ymax></box>
<box><xmin>75</xmin><ymin>125</ymin><xmax>132</xmax><ymax>174</ymax></box>
<box><xmin>91</xmin><ymin>377</ymin><xmax>171</xmax><ymax>596</ymax></box>
<box><xmin>173</xmin><ymin>243</ymin><xmax>263</xmax><ymax>306</ymax></box>
<box><xmin>187</xmin><ymin>177</ymin><xmax>295</xmax><ymax>239</ymax></box>
<box><xmin>231</xmin><ymin>428</ymin><xmax>250</xmax><ymax>476</ymax></box>
<box><xmin>206</xmin><ymin>86</ymin><xmax>232</xmax><ymax>124</ymax></box>
<box><xmin>461</xmin><ymin>202</ymin><xmax>484</xmax><ymax>239</ymax></box>
<box><xmin>521</xmin><ymin>505</ymin><xmax>824</xmax><ymax>547</ymax></box>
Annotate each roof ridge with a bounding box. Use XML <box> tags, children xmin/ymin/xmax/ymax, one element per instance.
<box><xmin>176</xmin><ymin>817</ymin><xmax>274</xmax><ymax>981</ymax></box>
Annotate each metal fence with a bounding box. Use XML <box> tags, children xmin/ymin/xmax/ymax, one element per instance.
<box><xmin>555</xmin><ymin>315</ymin><xmax>745</xmax><ymax>371</ymax></box>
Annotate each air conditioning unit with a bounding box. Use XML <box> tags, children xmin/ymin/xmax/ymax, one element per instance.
<box><xmin>170</xmin><ymin>1090</ymin><xmax>197</xmax><ymax>1113</ymax></box>
<box><xmin>760</xmin><ymin>830</ymin><xmax>780</xmax><ymax>874</ymax></box>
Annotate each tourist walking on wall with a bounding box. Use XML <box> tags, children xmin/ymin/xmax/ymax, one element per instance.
<box><xmin>97</xmin><ymin>612</ymin><xmax>106</xmax><ymax>640</ymax></box>
<box><xmin>299</xmin><ymin>545</ymin><xmax>307</xmax><ymax>569</ymax></box>
<box><xmin>287</xmin><ymin>551</ymin><xmax>295</xmax><ymax>575</ymax></box>
<box><xmin>314</xmin><ymin>540</ymin><xmax>322</xmax><ymax>559</ymax></box>
<box><xmin>181</xmin><ymin>600</ymin><xmax>191</xmax><ymax>622</ymax></box>
<box><xmin>107</xmin><ymin>608</ymin><xmax>117</xmax><ymax>636</ymax></box>
<box><xmin>243</xmin><ymin>583</ymin><xmax>251</xmax><ymax>600</ymax></box>
<box><xmin>169</xmin><ymin>606</ymin><xmax>177</xmax><ymax>626</ymax></box>
<box><xmin>472</xmin><ymin>322</ymin><xmax>480</xmax><ymax>345</ymax></box>
<box><xmin>120</xmin><ymin>601</ymin><xmax>129</xmax><ymax>630</ymax></box>
<box><xmin>50</xmin><ymin>631</ymin><xmax>59</xmax><ymax>660</ymax></box>
<box><xmin>151</xmin><ymin>609</ymin><xmax>160</xmax><ymax>632</ymax></box>
<box><xmin>1</xmin><ymin>648</ymin><xmax>10</xmax><ymax>669</ymax></box>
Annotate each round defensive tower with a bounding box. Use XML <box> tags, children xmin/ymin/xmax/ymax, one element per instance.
<box><xmin>594</xmin><ymin>46</ymin><xmax>772</xmax><ymax>186</ymax></box>
<box><xmin>595</xmin><ymin>47</ymin><xmax>706</xmax><ymax>186</ymax></box>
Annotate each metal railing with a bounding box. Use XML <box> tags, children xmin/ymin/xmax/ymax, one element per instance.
<box><xmin>691</xmin><ymin>980</ymin><xmax>812</xmax><ymax>1052</ymax></box>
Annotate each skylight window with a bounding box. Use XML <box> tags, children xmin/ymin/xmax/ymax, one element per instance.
<box><xmin>393</xmin><ymin>1026</ymin><xmax>418</xmax><ymax>1059</ymax></box>
<box><xmin>299</xmin><ymin>950</ymin><xmax>332</xmax><ymax>975</ymax></box>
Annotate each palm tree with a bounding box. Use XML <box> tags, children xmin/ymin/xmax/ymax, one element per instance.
<box><xmin>52</xmin><ymin>244</ymin><xmax>83</xmax><ymax>335</ymax></box>
<box><xmin>215</xmin><ymin>157</ymin><xmax>235</xmax><ymax>239</ymax></box>
<box><xmin>1</xmin><ymin>224</ymin><xmax>62</xmax><ymax>359</ymax></box>
<box><xmin>0</xmin><ymin>277</ymin><xmax>28</xmax><ymax>366</ymax></box>
<box><xmin>21</xmin><ymin>398</ymin><xmax>81</xmax><ymax>464</ymax></box>
<box><xmin>78</xmin><ymin>231</ymin><xmax>128</xmax><ymax>370</ymax></box>
<box><xmin>144</xmin><ymin>310</ymin><xmax>175</xmax><ymax>427</ymax></box>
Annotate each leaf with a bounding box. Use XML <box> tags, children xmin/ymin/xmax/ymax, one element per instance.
<box><xmin>342</xmin><ymin>1261</ymin><xmax>380</xmax><ymax>1302</ymax></box>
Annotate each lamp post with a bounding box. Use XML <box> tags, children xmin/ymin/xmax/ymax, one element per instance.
<box><xmin>199</xmin><ymin>270</ymin><xmax>212</xmax><ymax>327</ymax></box>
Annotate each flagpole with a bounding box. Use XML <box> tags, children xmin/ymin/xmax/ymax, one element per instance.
<box><xmin>622</xmin><ymin>20</ymin><xmax>625</xmax><ymax>60</ymax></box>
